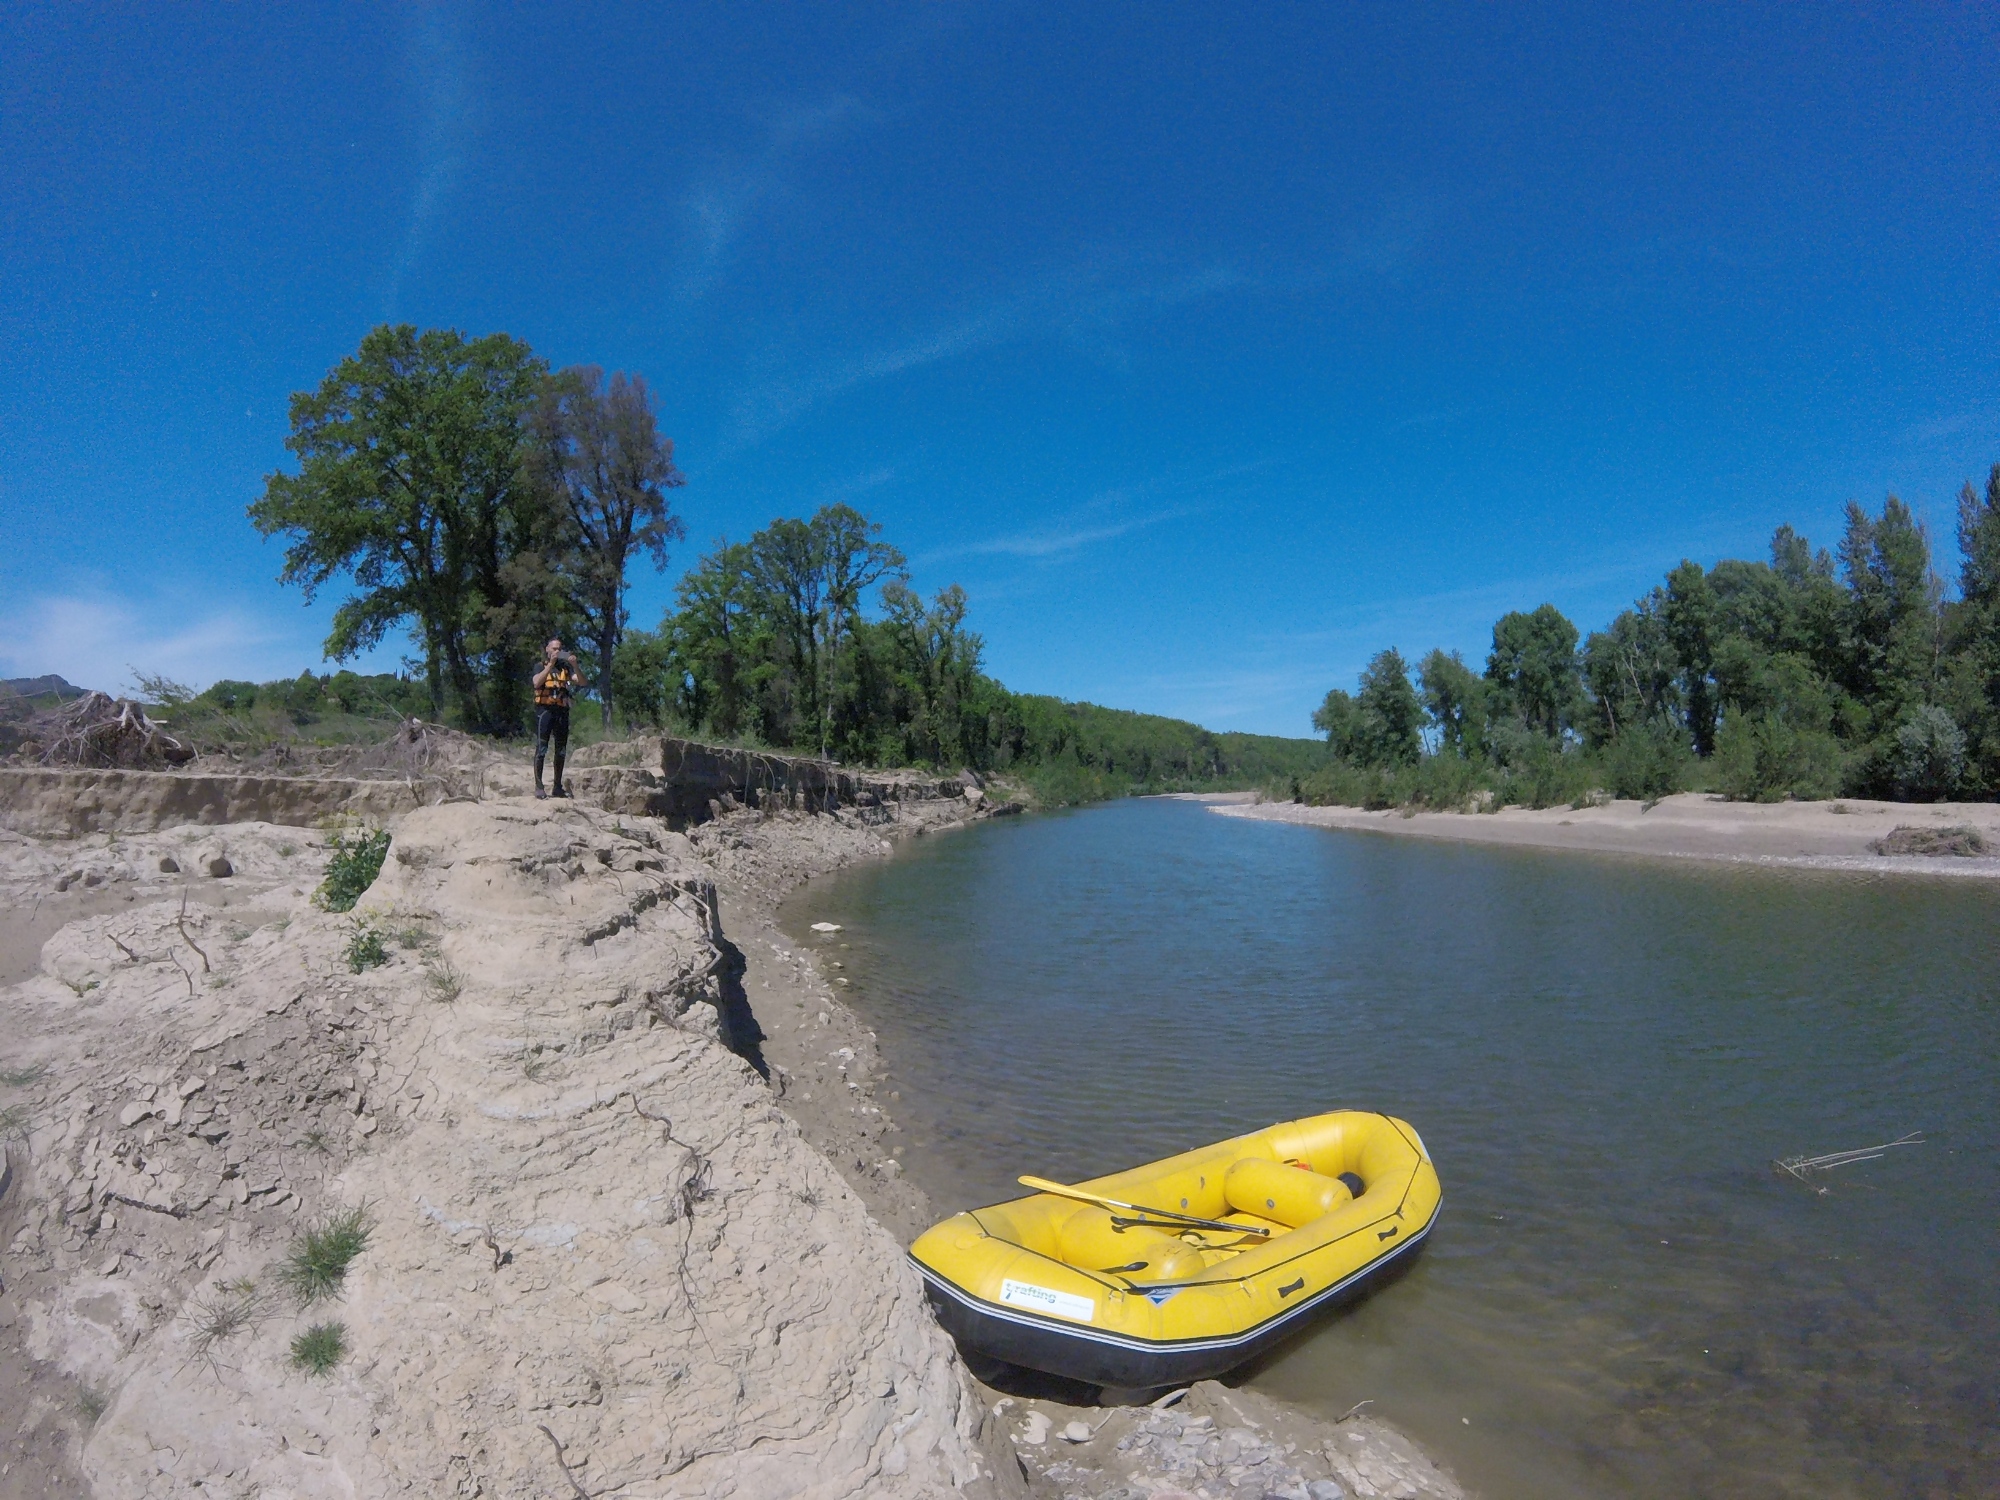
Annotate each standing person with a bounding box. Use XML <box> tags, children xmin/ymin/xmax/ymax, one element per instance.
<box><xmin>532</xmin><ymin>638</ymin><xmax>579</xmax><ymax>799</ymax></box>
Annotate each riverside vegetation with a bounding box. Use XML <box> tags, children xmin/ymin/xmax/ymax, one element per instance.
<box><xmin>197</xmin><ymin>321</ymin><xmax>1320</xmax><ymax>805</ymax></box>
<box><xmin>1299</xmin><ymin>467</ymin><xmax>2000</xmax><ymax>810</ymax></box>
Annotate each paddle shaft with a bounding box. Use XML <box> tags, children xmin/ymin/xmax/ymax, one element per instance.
<box><xmin>1017</xmin><ymin>1175</ymin><xmax>1270</xmax><ymax>1238</ymax></box>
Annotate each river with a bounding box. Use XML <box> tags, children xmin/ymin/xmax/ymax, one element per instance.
<box><xmin>781</xmin><ymin>796</ymin><xmax>1998</xmax><ymax>1499</ymax></box>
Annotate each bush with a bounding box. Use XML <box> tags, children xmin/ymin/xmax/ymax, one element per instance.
<box><xmin>1893</xmin><ymin>706</ymin><xmax>1968</xmax><ymax>801</ymax></box>
<box><xmin>315</xmin><ymin>828</ymin><xmax>390</xmax><ymax>912</ymax></box>
<box><xmin>1602</xmin><ymin>720</ymin><xmax>1689</xmax><ymax>802</ymax></box>
<box><xmin>1715</xmin><ymin>713</ymin><xmax>1843</xmax><ymax>802</ymax></box>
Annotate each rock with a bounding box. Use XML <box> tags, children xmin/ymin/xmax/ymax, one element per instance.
<box><xmin>117</xmin><ymin>1101</ymin><xmax>154</xmax><ymax>1127</ymax></box>
<box><xmin>1018</xmin><ymin>1410</ymin><xmax>1052</xmax><ymax>1446</ymax></box>
<box><xmin>157</xmin><ymin>855</ymin><xmax>179</xmax><ymax>873</ymax></box>
<box><xmin>1308</xmin><ymin>1482</ymin><xmax>1346</xmax><ymax>1500</ymax></box>
<box><xmin>1061</xmin><ymin>1420</ymin><xmax>1093</xmax><ymax>1443</ymax></box>
<box><xmin>204</xmin><ymin>855</ymin><xmax>233</xmax><ymax>878</ymax></box>
<box><xmin>810</xmin><ymin>921</ymin><xmax>842</xmax><ymax>932</ymax></box>
<box><xmin>176</xmin><ymin>1077</ymin><xmax>204</xmax><ymax>1098</ymax></box>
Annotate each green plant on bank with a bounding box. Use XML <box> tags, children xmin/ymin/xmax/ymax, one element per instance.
<box><xmin>289</xmin><ymin>1320</ymin><xmax>348</xmax><ymax>1377</ymax></box>
<box><xmin>278</xmin><ymin>1207</ymin><xmax>373</xmax><ymax>1305</ymax></box>
<box><xmin>184</xmin><ymin>1277</ymin><xmax>266</xmax><ymax>1364</ymax></box>
<box><xmin>0</xmin><ymin>1064</ymin><xmax>45</xmax><ymax>1086</ymax></box>
<box><xmin>315</xmin><ymin>828</ymin><xmax>391</xmax><ymax>913</ymax></box>
<box><xmin>75</xmin><ymin>1385</ymin><xmax>109</xmax><ymax>1423</ymax></box>
<box><xmin>342</xmin><ymin>921</ymin><xmax>388</xmax><ymax>973</ymax></box>
<box><xmin>0</xmin><ymin>1104</ymin><xmax>30</xmax><ymax>1141</ymax></box>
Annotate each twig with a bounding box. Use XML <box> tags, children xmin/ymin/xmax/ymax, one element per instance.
<box><xmin>481</xmin><ymin>1226</ymin><xmax>502</xmax><ymax>1271</ymax></box>
<box><xmin>177</xmin><ymin>888</ymin><xmax>210</xmax><ymax>973</ymax></box>
<box><xmin>1336</xmin><ymin>1400</ymin><xmax>1374</xmax><ymax>1424</ymax></box>
<box><xmin>108</xmin><ymin>933</ymin><xmax>143</xmax><ymax>964</ymax></box>
<box><xmin>537</xmin><ymin>1423</ymin><xmax>592</xmax><ymax>1500</ymax></box>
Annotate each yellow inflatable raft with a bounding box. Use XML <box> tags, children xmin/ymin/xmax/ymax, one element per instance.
<box><xmin>909</xmin><ymin>1111</ymin><xmax>1440</xmax><ymax>1387</ymax></box>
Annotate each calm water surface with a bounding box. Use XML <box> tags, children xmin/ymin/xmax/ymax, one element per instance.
<box><xmin>781</xmin><ymin>799</ymin><xmax>1998</xmax><ymax>1500</ymax></box>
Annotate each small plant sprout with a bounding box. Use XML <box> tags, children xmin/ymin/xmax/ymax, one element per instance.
<box><xmin>279</xmin><ymin>1207</ymin><xmax>373</xmax><ymax>1305</ymax></box>
<box><xmin>289</xmin><ymin>1320</ymin><xmax>348</xmax><ymax>1377</ymax></box>
<box><xmin>184</xmin><ymin>1277</ymin><xmax>266</xmax><ymax>1366</ymax></box>
<box><xmin>343</xmin><ymin>921</ymin><xmax>389</xmax><ymax>974</ymax></box>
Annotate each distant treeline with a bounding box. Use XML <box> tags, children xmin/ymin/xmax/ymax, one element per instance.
<box><xmin>1305</xmin><ymin>469</ymin><xmax>2000</xmax><ymax>807</ymax></box>
<box><xmin>243</xmin><ymin>323</ymin><xmax>1321</xmax><ymax>798</ymax></box>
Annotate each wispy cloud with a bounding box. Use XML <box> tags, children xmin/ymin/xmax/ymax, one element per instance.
<box><xmin>386</xmin><ymin>4</ymin><xmax>474</xmax><ymax>316</ymax></box>
<box><xmin>680</xmin><ymin>94</ymin><xmax>868</xmax><ymax>300</ymax></box>
<box><xmin>923</xmin><ymin>506</ymin><xmax>1192</xmax><ymax>564</ymax></box>
<box><xmin>723</xmin><ymin>256</ymin><xmax>1249</xmax><ymax>452</ymax></box>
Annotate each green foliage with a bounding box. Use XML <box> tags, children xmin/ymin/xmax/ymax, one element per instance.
<box><xmin>279</xmin><ymin>1208</ymin><xmax>373</xmax><ymax>1306</ymax></box>
<box><xmin>249</xmin><ymin>324</ymin><xmax>550</xmax><ymax>733</ymax></box>
<box><xmin>342</xmin><ymin>922</ymin><xmax>389</xmax><ymax>973</ymax></box>
<box><xmin>1310</xmin><ymin>469</ymin><xmax>2000</xmax><ymax>812</ymax></box>
<box><xmin>1603</xmin><ymin>718</ymin><xmax>1690</xmax><ymax>802</ymax></box>
<box><xmin>314</xmin><ymin>829</ymin><xmax>391</xmax><ymax>913</ymax></box>
<box><xmin>289</xmin><ymin>1320</ymin><xmax>348</xmax><ymax>1377</ymax></box>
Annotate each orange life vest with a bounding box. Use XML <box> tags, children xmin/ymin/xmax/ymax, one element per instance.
<box><xmin>535</xmin><ymin>664</ymin><xmax>577</xmax><ymax>709</ymax></box>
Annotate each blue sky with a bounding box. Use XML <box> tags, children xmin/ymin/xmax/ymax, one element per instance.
<box><xmin>2</xmin><ymin>4</ymin><xmax>1996</xmax><ymax>735</ymax></box>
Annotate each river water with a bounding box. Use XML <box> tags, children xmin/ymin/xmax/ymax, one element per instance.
<box><xmin>780</xmin><ymin>797</ymin><xmax>1998</xmax><ymax>1499</ymax></box>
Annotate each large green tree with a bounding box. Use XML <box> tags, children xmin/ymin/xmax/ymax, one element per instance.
<box><xmin>1485</xmin><ymin>604</ymin><xmax>1582</xmax><ymax>740</ymax></box>
<box><xmin>249</xmin><ymin>325</ymin><xmax>547</xmax><ymax>732</ymax></box>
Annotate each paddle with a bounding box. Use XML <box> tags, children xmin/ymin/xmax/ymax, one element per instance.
<box><xmin>1017</xmin><ymin>1175</ymin><xmax>1271</xmax><ymax>1239</ymax></box>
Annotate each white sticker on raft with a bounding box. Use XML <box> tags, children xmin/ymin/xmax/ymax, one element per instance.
<box><xmin>1000</xmin><ymin>1279</ymin><xmax>1096</xmax><ymax>1323</ymax></box>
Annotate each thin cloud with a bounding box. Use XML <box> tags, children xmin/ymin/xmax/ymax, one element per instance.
<box><xmin>922</xmin><ymin>506</ymin><xmax>1192</xmax><ymax>564</ymax></box>
<box><xmin>724</xmin><ymin>257</ymin><xmax>1250</xmax><ymax>452</ymax></box>
<box><xmin>680</xmin><ymin>93</ymin><xmax>869</xmax><ymax>300</ymax></box>
<box><xmin>385</xmin><ymin>4</ymin><xmax>474</xmax><ymax>316</ymax></box>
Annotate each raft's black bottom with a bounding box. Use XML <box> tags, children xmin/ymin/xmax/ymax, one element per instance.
<box><xmin>914</xmin><ymin>1215</ymin><xmax>1434</xmax><ymax>1389</ymax></box>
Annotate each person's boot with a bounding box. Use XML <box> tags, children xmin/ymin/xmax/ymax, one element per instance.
<box><xmin>552</xmin><ymin>753</ymin><xmax>568</xmax><ymax>799</ymax></box>
<box><xmin>534</xmin><ymin>749</ymin><xmax>548</xmax><ymax>799</ymax></box>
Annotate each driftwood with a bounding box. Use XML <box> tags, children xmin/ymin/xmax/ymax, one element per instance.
<box><xmin>37</xmin><ymin>692</ymin><xmax>194</xmax><ymax>769</ymax></box>
<box><xmin>1774</xmin><ymin>1131</ymin><xmax>1923</xmax><ymax>1193</ymax></box>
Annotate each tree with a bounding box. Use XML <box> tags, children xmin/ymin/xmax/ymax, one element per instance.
<box><xmin>1838</xmin><ymin>496</ymin><xmax>1940</xmax><ymax>730</ymax></box>
<box><xmin>1663</xmin><ymin>560</ymin><xmax>1720</xmax><ymax>756</ymax></box>
<box><xmin>523</xmin><ymin>367</ymin><xmax>687</xmax><ymax>727</ymax></box>
<box><xmin>1953</xmin><ymin>465</ymin><xmax>2000</xmax><ymax>786</ymax></box>
<box><xmin>1581</xmin><ymin>591</ymin><xmax>1678</xmax><ymax>749</ymax></box>
<box><xmin>1485</xmin><ymin>604</ymin><xmax>1581</xmax><ymax>740</ymax></box>
<box><xmin>249</xmin><ymin>324</ymin><xmax>546</xmax><ymax>732</ymax></box>
<box><xmin>1353</xmin><ymin>649</ymin><xmax>1422</xmax><ymax>766</ymax></box>
<box><xmin>1312</xmin><ymin>689</ymin><xmax>1361</xmax><ymax>759</ymax></box>
<box><xmin>748</xmin><ymin>506</ymin><xmax>905</xmax><ymax>757</ymax></box>
<box><xmin>882</xmin><ymin>582</ymin><xmax>985</xmax><ymax>765</ymax></box>
<box><xmin>666</xmin><ymin>541</ymin><xmax>770</xmax><ymax>740</ymax></box>
<box><xmin>1416</xmin><ymin>649</ymin><xmax>1486</xmax><ymax>758</ymax></box>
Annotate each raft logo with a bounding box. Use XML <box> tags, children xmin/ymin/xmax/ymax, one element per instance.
<box><xmin>999</xmin><ymin>1279</ymin><xmax>1096</xmax><ymax>1323</ymax></box>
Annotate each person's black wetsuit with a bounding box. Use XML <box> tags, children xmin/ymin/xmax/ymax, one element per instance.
<box><xmin>534</xmin><ymin>661</ymin><xmax>578</xmax><ymax>797</ymax></box>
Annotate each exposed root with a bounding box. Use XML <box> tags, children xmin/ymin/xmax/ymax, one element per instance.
<box><xmin>36</xmin><ymin>692</ymin><xmax>194</xmax><ymax>769</ymax></box>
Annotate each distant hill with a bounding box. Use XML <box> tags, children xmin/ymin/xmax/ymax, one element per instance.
<box><xmin>2</xmin><ymin>674</ymin><xmax>92</xmax><ymax>700</ymax></box>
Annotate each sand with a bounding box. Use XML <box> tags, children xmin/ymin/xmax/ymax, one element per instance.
<box><xmin>1206</xmin><ymin>792</ymin><xmax>2000</xmax><ymax>877</ymax></box>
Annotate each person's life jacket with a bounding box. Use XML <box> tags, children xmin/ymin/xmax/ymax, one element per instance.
<box><xmin>535</xmin><ymin>663</ymin><xmax>577</xmax><ymax>709</ymax></box>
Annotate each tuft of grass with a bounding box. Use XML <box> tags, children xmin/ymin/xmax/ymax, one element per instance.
<box><xmin>278</xmin><ymin>843</ymin><xmax>298</xmax><ymax>857</ymax></box>
<box><xmin>424</xmin><ymin>958</ymin><xmax>464</xmax><ymax>1004</ymax></box>
<box><xmin>76</xmin><ymin>1384</ymin><xmax>109</xmax><ymax>1423</ymax></box>
<box><xmin>184</xmin><ymin>1277</ymin><xmax>266</xmax><ymax>1364</ymax></box>
<box><xmin>392</xmin><ymin>923</ymin><xmax>434</xmax><ymax>951</ymax></box>
<box><xmin>289</xmin><ymin>1320</ymin><xmax>348</xmax><ymax>1377</ymax></box>
<box><xmin>0</xmin><ymin>1064</ymin><xmax>45</xmax><ymax>1086</ymax></box>
<box><xmin>343</xmin><ymin>921</ymin><xmax>389</xmax><ymax>974</ymax></box>
<box><xmin>300</xmin><ymin>1128</ymin><xmax>331</xmax><ymax>1155</ymax></box>
<box><xmin>0</xmin><ymin>1104</ymin><xmax>30</xmax><ymax>1140</ymax></box>
<box><xmin>278</xmin><ymin>1207</ymin><xmax>373</xmax><ymax>1305</ymax></box>
<box><xmin>314</xmin><ymin>829</ymin><xmax>391</xmax><ymax>913</ymax></box>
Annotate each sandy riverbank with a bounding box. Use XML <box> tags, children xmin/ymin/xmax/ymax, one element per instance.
<box><xmin>0</xmin><ymin>746</ymin><xmax>1465</xmax><ymax>1499</ymax></box>
<box><xmin>1205</xmin><ymin>792</ymin><xmax>2000</xmax><ymax>877</ymax></box>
